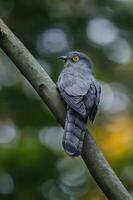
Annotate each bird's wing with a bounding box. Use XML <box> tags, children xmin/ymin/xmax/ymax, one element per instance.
<box><xmin>57</xmin><ymin>71</ymin><xmax>92</xmax><ymax>117</ymax></box>
<box><xmin>59</xmin><ymin>71</ymin><xmax>92</xmax><ymax>96</ymax></box>
<box><xmin>84</xmin><ymin>80</ymin><xmax>101</xmax><ymax>122</ymax></box>
<box><xmin>59</xmin><ymin>90</ymin><xmax>87</xmax><ymax>117</ymax></box>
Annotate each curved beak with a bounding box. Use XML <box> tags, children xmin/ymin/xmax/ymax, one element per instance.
<box><xmin>58</xmin><ymin>55</ymin><xmax>67</xmax><ymax>61</ymax></box>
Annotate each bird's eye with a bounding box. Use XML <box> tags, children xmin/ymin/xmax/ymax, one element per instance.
<box><xmin>72</xmin><ymin>56</ymin><xmax>80</xmax><ymax>62</ymax></box>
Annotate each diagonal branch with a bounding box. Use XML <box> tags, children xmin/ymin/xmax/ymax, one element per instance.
<box><xmin>0</xmin><ymin>18</ymin><xmax>132</xmax><ymax>200</ymax></box>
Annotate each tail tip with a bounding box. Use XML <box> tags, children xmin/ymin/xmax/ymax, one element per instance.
<box><xmin>63</xmin><ymin>141</ymin><xmax>81</xmax><ymax>157</ymax></box>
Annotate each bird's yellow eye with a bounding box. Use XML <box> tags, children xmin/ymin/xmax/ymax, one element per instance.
<box><xmin>72</xmin><ymin>56</ymin><xmax>80</xmax><ymax>62</ymax></box>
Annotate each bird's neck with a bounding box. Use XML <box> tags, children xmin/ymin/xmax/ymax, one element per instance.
<box><xmin>72</xmin><ymin>64</ymin><xmax>92</xmax><ymax>74</ymax></box>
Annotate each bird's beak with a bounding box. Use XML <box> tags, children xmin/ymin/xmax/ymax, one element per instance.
<box><xmin>58</xmin><ymin>56</ymin><xmax>67</xmax><ymax>61</ymax></box>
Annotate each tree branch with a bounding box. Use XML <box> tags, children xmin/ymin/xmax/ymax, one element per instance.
<box><xmin>0</xmin><ymin>18</ymin><xmax>132</xmax><ymax>200</ymax></box>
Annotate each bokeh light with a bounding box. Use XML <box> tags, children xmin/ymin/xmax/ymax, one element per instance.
<box><xmin>100</xmin><ymin>82</ymin><xmax>130</xmax><ymax>114</ymax></box>
<box><xmin>40</xmin><ymin>179</ymin><xmax>69</xmax><ymax>200</ymax></box>
<box><xmin>57</xmin><ymin>157</ymin><xmax>89</xmax><ymax>197</ymax></box>
<box><xmin>38</xmin><ymin>126</ymin><xmax>64</xmax><ymax>152</ymax></box>
<box><xmin>0</xmin><ymin>121</ymin><xmax>18</xmax><ymax>145</ymax></box>
<box><xmin>0</xmin><ymin>50</ymin><xmax>20</xmax><ymax>87</ymax></box>
<box><xmin>87</xmin><ymin>18</ymin><xmax>119</xmax><ymax>46</ymax></box>
<box><xmin>36</xmin><ymin>28</ymin><xmax>69</xmax><ymax>55</ymax></box>
<box><xmin>105</xmin><ymin>38</ymin><xmax>132</xmax><ymax>64</ymax></box>
<box><xmin>0</xmin><ymin>173</ymin><xmax>14</xmax><ymax>194</ymax></box>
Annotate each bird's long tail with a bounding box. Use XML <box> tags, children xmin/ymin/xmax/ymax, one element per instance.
<box><xmin>63</xmin><ymin>108</ymin><xmax>87</xmax><ymax>157</ymax></box>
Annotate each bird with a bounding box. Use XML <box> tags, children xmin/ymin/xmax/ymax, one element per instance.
<box><xmin>57</xmin><ymin>51</ymin><xmax>101</xmax><ymax>157</ymax></box>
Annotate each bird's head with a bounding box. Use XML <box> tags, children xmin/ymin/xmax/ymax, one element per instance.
<box><xmin>58</xmin><ymin>51</ymin><xmax>92</xmax><ymax>70</ymax></box>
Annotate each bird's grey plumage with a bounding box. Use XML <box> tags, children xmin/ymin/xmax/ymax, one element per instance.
<box><xmin>57</xmin><ymin>51</ymin><xmax>101</xmax><ymax>157</ymax></box>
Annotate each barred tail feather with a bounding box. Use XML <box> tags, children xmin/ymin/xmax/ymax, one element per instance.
<box><xmin>63</xmin><ymin>108</ymin><xmax>87</xmax><ymax>157</ymax></box>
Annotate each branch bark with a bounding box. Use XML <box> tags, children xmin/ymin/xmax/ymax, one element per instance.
<box><xmin>0</xmin><ymin>18</ymin><xmax>132</xmax><ymax>200</ymax></box>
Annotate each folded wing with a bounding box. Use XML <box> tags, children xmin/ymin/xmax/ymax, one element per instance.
<box><xmin>57</xmin><ymin>69</ymin><xmax>101</xmax><ymax>121</ymax></box>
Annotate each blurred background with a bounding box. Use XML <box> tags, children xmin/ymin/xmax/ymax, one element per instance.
<box><xmin>0</xmin><ymin>0</ymin><xmax>133</xmax><ymax>199</ymax></box>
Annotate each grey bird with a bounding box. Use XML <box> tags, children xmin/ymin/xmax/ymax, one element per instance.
<box><xmin>57</xmin><ymin>51</ymin><xmax>101</xmax><ymax>157</ymax></box>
